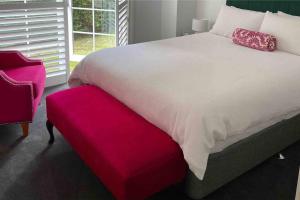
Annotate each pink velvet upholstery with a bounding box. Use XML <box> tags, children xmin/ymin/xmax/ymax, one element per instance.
<box><xmin>5</xmin><ymin>65</ymin><xmax>45</xmax><ymax>98</ymax></box>
<box><xmin>46</xmin><ymin>85</ymin><xmax>187</xmax><ymax>200</ymax></box>
<box><xmin>0</xmin><ymin>51</ymin><xmax>46</xmax><ymax>124</ymax></box>
<box><xmin>0</xmin><ymin>50</ymin><xmax>43</xmax><ymax>68</ymax></box>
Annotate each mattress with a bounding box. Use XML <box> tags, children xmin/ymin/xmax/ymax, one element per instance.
<box><xmin>69</xmin><ymin>32</ymin><xmax>300</xmax><ymax>180</ymax></box>
<box><xmin>212</xmin><ymin>109</ymin><xmax>300</xmax><ymax>153</ymax></box>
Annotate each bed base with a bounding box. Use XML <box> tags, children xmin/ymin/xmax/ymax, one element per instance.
<box><xmin>185</xmin><ymin>114</ymin><xmax>300</xmax><ymax>199</ymax></box>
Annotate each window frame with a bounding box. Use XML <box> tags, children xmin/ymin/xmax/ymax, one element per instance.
<box><xmin>70</xmin><ymin>0</ymin><xmax>117</xmax><ymax>61</ymax></box>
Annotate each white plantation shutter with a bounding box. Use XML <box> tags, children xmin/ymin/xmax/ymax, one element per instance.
<box><xmin>116</xmin><ymin>0</ymin><xmax>129</xmax><ymax>46</ymax></box>
<box><xmin>0</xmin><ymin>0</ymin><xmax>69</xmax><ymax>87</ymax></box>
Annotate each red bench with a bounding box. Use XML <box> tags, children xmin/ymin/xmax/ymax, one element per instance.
<box><xmin>46</xmin><ymin>85</ymin><xmax>187</xmax><ymax>200</ymax></box>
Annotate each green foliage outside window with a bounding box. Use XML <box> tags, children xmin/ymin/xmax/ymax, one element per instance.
<box><xmin>73</xmin><ymin>0</ymin><xmax>92</xmax><ymax>8</ymax></box>
<box><xmin>73</xmin><ymin>10</ymin><xmax>93</xmax><ymax>32</ymax></box>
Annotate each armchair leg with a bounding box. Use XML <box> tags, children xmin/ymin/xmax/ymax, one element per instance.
<box><xmin>46</xmin><ymin>120</ymin><xmax>55</xmax><ymax>145</ymax></box>
<box><xmin>20</xmin><ymin>122</ymin><xmax>29</xmax><ymax>137</ymax></box>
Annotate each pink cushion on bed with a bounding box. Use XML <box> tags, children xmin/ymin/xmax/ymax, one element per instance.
<box><xmin>46</xmin><ymin>85</ymin><xmax>187</xmax><ymax>200</ymax></box>
<box><xmin>232</xmin><ymin>28</ymin><xmax>277</xmax><ymax>51</ymax></box>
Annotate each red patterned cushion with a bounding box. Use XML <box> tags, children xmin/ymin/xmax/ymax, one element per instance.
<box><xmin>232</xmin><ymin>28</ymin><xmax>277</xmax><ymax>51</ymax></box>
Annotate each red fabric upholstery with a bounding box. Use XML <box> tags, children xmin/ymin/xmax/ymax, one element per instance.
<box><xmin>0</xmin><ymin>51</ymin><xmax>46</xmax><ymax>124</ymax></box>
<box><xmin>0</xmin><ymin>50</ymin><xmax>42</xmax><ymax>69</ymax></box>
<box><xmin>5</xmin><ymin>65</ymin><xmax>45</xmax><ymax>98</ymax></box>
<box><xmin>46</xmin><ymin>85</ymin><xmax>187</xmax><ymax>200</ymax></box>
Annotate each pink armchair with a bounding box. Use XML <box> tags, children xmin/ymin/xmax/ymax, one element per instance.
<box><xmin>0</xmin><ymin>51</ymin><xmax>46</xmax><ymax>137</ymax></box>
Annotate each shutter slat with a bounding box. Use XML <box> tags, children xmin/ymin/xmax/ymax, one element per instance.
<box><xmin>118</xmin><ymin>13</ymin><xmax>127</xmax><ymax>26</ymax></box>
<box><xmin>44</xmin><ymin>58</ymin><xmax>65</xmax><ymax>65</ymax></box>
<box><xmin>25</xmin><ymin>46</ymin><xmax>65</xmax><ymax>55</ymax></box>
<box><xmin>31</xmin><ymin>52</ymin><xmax>65</xmax><ymax>60</ymax></box>
<box><xmin>0</xmin><ymin>9</ymin><xmax>64</xmax><ymax>18</ymax></box>
<box><xmin>0</xmin><ymin>16</ymin><xmax>64</xmax><ymax>25</ymax></box>
<box><xmin>118</xmin><ymin>6</ymin><xmax>127</xmax><ymax>19</ymax></box>
<box><xmin>0</xmin><ymin>22</ymin><xmax>64</xmax><ymax>31</ymax></box>
<box><xmin>46</xmin><ymin>64</ymin><xmax>66</xmax><ymax>71</ymax></box>
<box><xmin>0</xmin><ymin>28</ymin><xmax>65</xmax><ymax>38</ymax></box>
<box><xmin>118</xmin><ymin>19</ymin><xmax>127</xmax><ymax>31</ymax></box>
<box><xmin>118</xmin><ymin>0</ymin><xmax>127</xmax><ymax>7</ymax></box>
<box><xmin>119</xmin><ymin>35</ymin><xmax>127</xmax><ymax>45</ymax></box>
<box><xmin>0</xmin><ymin>35</ymin><xmax>65</xmax><ymax>46</ymax></box>
<box><xmin>119</xmin><ymin>26</ymin><xmax>127</xmax><ymax>39</ymax></box>
<box><xmin>47</xmin><ymin>70</ymin><xmax>66</xmax><ymax>78</ymax></box>
<box><xmin>3</xmin><ymin>41</ymin><xmax>65</xmax><ymax>51</ymax></box>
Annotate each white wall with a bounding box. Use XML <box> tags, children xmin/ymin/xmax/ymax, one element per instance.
<box><xmin>132</xmin><ymin>0</ymin><xmax>162</xmax><ymax>43</ymax></box>
<box><xmin>176</xmin><ymin>0</ymin><xmax>196</xmax><ymax>36</ymax></box>
<box><xmin>161</xmin><ymin>0</ymin><xmax>177</xmax><ymax>39</ymax></box>
<box><xmin>195</xmin><ymin>0</ymin><xmax>225</xmax><ymax>28</ymax></box>
<box><xmin>131</xmin><ymin>0</ymin><xmax>224</xmax><ymax>43</ymax></box>
<box><xmin>131</xmin><ymin>0</ymin><xmax>196</xmax><ymax>43</ymax></box>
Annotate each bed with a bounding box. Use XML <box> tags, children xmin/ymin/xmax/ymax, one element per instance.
<box><xmin>67</xmin><ymin>0</ymin><xmax>300</xmax><ymax>199</ymax></box>
<box><xmin>186</xmin><ymin>0</ymin><xmax>300</xmax><ymax>198</ymax></box>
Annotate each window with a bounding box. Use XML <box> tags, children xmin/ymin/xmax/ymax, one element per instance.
<box><xmin>71</xmin><ymin>0</ymin><xmax>117</xmax><ymax>60</ymax></box>
<box><xmin>0</xmin><ymin>0</ymin><xmax>70</xmax><ymax>86</ymax></box>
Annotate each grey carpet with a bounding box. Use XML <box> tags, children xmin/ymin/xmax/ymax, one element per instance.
<box><xmin>0</xmin><ymin>84</ymin><xmax>300</xmax><ymax>200</ymax></box>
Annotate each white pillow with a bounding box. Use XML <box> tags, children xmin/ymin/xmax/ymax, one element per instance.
<box><xmin>260</xmin><ymin>11</ymin><xmax>300</xmax><ymax>55</ymax></box>
<box><xmin>278</xmin><ymin>11</ymin><xmax>300</xmax><ymax>19</ymax></box>
<box><xmin>210</xmin><ymin>5</ymin><xmax>265</xmax><ymax>38</ymax></box>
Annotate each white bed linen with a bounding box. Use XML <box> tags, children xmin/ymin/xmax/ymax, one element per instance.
<box><xmin>212</xmin><ymin>109</ymin><xmax>300</xmax><ymax>153</ymax></box>
<box><xmin>69</xmin><ymin>32</ymin><xmax>300</xmax><ymax>180</ymax></box>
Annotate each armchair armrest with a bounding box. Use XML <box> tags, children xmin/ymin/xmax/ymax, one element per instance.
<box><xmin>0</xmin><ymin>70</ymin><xmax>34</xmax><ymax>124</ymax></box>
<box><xmin>0</xmin><ymin>51</ymin><xmax>43</xmax><ymax>69</ymax></box>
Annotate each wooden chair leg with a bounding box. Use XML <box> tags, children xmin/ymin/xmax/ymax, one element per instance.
<box><xmin>20</xmin><ymin>122</ymin><xmax>29</xmax><ymax>137</ymax></box>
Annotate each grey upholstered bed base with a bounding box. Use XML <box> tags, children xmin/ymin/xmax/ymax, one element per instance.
<box><xmin>184</xmin><ymin>114</ymin><xmax>300</xmax><ymax>199</ymax></box>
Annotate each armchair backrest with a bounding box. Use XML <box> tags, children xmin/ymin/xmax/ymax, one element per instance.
<box><xmin>0</xmin><ymin>51</ymin><xmax>42</xmax><ymax>69</ymax></box>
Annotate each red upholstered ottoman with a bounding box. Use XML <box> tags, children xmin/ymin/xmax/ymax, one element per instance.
<box><xmin>46</xmin><ymin>85</ymin><xmax>187</xmax><ymax>200</ymax></box>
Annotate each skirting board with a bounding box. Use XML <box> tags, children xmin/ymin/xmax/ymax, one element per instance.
<box><xmin>46</xmin><ymin>73</ymin><xmax>67</xmax><ymax>87</ymax></box>
<box><xmin>184</xmin><ymin>114</ymin><xmax>300</xmax><ymax>199</ymax></box>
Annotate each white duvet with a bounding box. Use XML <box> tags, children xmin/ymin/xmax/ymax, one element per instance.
<box><xmin>69</xmin><ymin>33</ymin><xmax>300</xmax><ymax>180</ymax></box>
